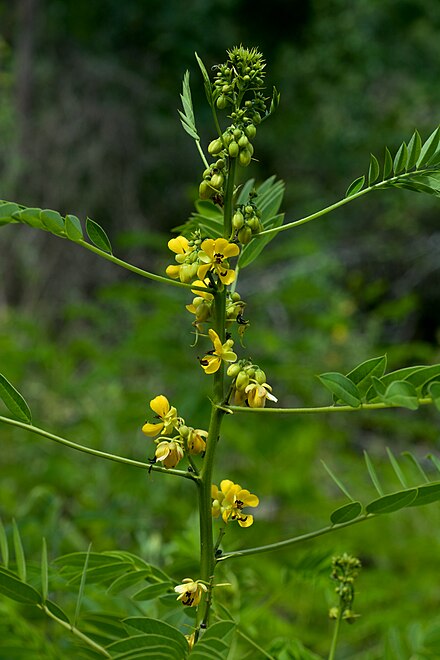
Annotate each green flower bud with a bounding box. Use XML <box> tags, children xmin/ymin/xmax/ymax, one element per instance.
<box><xmin>192</xmin><ymin>296</ymin><xmax>205</xmax><ymax>307</ymax></box>
<box><xmin>179</xmin><ymin>425</ymin><xmax>189</xmax><ymax>438</ymax></box>
<box><xmin>217</xmin><ymin>95</ymin><xmax>228</xmax><ymax>109</ymax></box>
<box><xmin>233</xmin><ymin>128</ymin><xmax>242</xmax><ymax>140</ymax></box>
<box><xmin>216</xmin><ymin>159</ymin><xmax>226</xmax><ymax>169</ymax></box>
<box><xmin>227</xmin><ymin>363</ymin><xmax>241</xmax><ymax>378</ymax></box>
<box><xmin>210</xmin><ymin>173</ymin><xmax>224</xmax><ymax>189</ymax></box>
<box><xmin>255</xmin><ymin>369</ymin><xmax>266</xmax><ymax>384</ymax></box>
<box><xmin>196</xmin><ymin>302</ymin><xmax>211</xmax><ymax>323</ymax></box>
<box><xmin>180</xmin><ymin>263</ymin><xmax>198</xmax><ymax>283</ymax></box>
<box><xmin>238</xmin><ymin>135</ymin><xmax>249</xmax><ymax>148</ymax></box>
<box><xmin>228</xmin><ymin>141</ymin><xmax>239</xmax><ymax>158</ymax></box>
<box><xmin>236</xmin><ymin>371</ymin><xmax>250</xmax><ymax>391</ymax></box>
<box><xmin>199</xmin><ymin>180</ymin><xmax>213</xmax><ymax>200</ymax></box>
<box><xmin>247</xmin><ymin>216</ymin><xmax>260</xmax><ymax>233</ymax></box>
<box><xmin>245</xmin><ymin>124</ymin><xmax>256</xmax><ymax>139</ymax></box>
<box><xmin>208</xmin><ymin>138</ymin><xmax>223</xmax><ymax>155</ymax></box>
<box><xmin>247</xmin><ymin>142</ymin><xmax>254</xmax><ymax>156</ymax></box>
<box><xmin>252</xmin><ymin>112</ymin><xmax>262</xmax><ymax>125</ymax></box>
<box><xmin>232</xmin><ymin>211</ymin><xmax>244</xmax><ymax>230</ymax></box>
<box><xmin>231</xmin><ymin>292</ymin><xmax>241</xmax><ymax>302</ymax></box>
<box><xmin>237</xmin><ymin>226</ymin><xmax>252</xmax><ymax>244</ymax></box>
<box><xmin>245</xmin><ymin>366</ymin><xmax>255</xmax><ymax>378</ymax></box>
<box><xmin>245</xmin><ymin>205</ymin><xmax>253</xmax><ymax>214</ymax></box>
<box><xmin>239</xmin><ymin>149</ymin><xmax>252</xmax><ymax>167</ymax></box>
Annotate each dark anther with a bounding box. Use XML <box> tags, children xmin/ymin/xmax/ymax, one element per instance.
<box><xmin>237</xmin><ymin>313</ymin><xmax>249</xmax><ymax>325</ymax></box>
<box><xmin>215</xmin><ymin>548</ymin><xmax>223</xmax><ymax>558</ymax></box>
<box><xmin>187</xmin><ymin>465</ymin><xmax>194</xmax><ymax>473</ymax></box>
<box><xmin>148</xmin><ymin>457</ymin><xmax>157</xmax><ymax>474</ymax></box>
<box><xmin>200</xmin><ymin>623</ymin><xmax>207</xmax><ymax>629</ymax></box>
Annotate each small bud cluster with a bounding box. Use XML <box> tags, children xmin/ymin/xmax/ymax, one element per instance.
<box><xmin>227</xmin><ymin>360</ymin><xmax>277</xmax><ymax>407</ymax></box>
<box><xmin>199</xmin><ymin>159</ymin><xmax>226</xmax><ymax>201</ymax></box>
<box><xmin>329</xmin><ymin>553</ymin><xmax>362</xmax><ymax>624</ymax></box>
<box><xmin>213</xmin><ymin>46</ymin><xmax>266</xmax><ymax>115</ymax></box>
<box><xmin>232</xmin><ymin>197</ymin><xmax>263</xmax><ymax>245</ymax></box>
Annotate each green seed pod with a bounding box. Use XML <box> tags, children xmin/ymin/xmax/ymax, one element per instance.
<box><xmin>239</xmin><ymin>149</ymin><xmax>252</xmax><ymax>167</ymax></box>
<box><xmin>228</xmin><ymin>141</ymin><xmax>239</xmax><ymax>158</ymax></box>
<box><xmin>236</xmin><ymin>371</ymin><xmax>250</xmax><ymax>391</ymax></box>
<box><xmin>232</xmin><ymin>211</ymin><xmax>244</xmax><ymax>230</ymax></box>
<box><xmin>208</xmin><ymin>138</ymin><xmax>223</xmax><ymax>155</ymax></box>
<box><xmin>255</xmin><ymin>369</ymin><xmax>266</xmax><ymax>385</ymax></box>
<box><xmin>217</xmin><ymin>95</ymin><xmax>228</xmax><ymax>110</ymax></box>
<box><xmin>238</xmin><ymin>226</ymin><xmax>252</xmax><ymax>245</ymax></box>
<box><xmin>199</xmin><ymin>180</ymin><xmax>213</xmax><ymax>200</ymax></box>
<box><xmin>227</xmin><ymin>363</ymin><xmax>241</xmax><ymax>378</ymax></box>
<box><xmin>245</xmin><ymin>124</ymin><xmax>256</xmax><ymax>139</ymax></box>
<box><xmin>238</xmin><ymin>135</ymin><xmax>249</xmax><ymax>148</ymax></box>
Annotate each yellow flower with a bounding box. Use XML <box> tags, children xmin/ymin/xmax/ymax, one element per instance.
<box><xmin>185</xmin><ymin>632</ymin><xmax>196</xmax><ymax>650</ymax></box>
<box><xmin>142</xmin><ymin>395</ymin><xmax>179</xmax><ymax>437</ymax></box>
<box><xmin>165</xmin><ymin>236</ymin><xmax>198</xmax><ymax>283</ymax></box>
<box><xmin>197</xmin><ymin>238</ymin><xmax>239</xmax><ymax>285</ymax></box>
<box><xmin>245</xmin><ymin>382</ymin><xmax>278</xmax><ymax>408</ymax></box>
<box><xmin>155</xmin><ymin>440</ymin><xmax>184</xmax><ymax>469</ymax></box>
<box><xmin>211</xmin><ymin>479</ymin><xmax>259</xmax><ymax>528</ymax></box>
<box><xmin>187</xmin><ymin>428</ymin><xmax>208</xmax><ymax>455</ymax></box>
<box><xmin>200</xmin><ymin>329</ymin><xmax>237</xmax><ymax>374</ymax></box>
<box><xmin>174</xmin><ymin>578</ymin><xmax>208</xmax><ymax>607</ymax></box>
<box><xmin>185</xmin><ymin>279</ymin><xmax>214</xmax><ymax>329</ymax></box>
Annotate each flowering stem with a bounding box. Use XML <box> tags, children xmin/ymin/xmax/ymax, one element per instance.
<box><xmin>217</xmin><ymin>514</ymin><xmax>373</xmax><ymax>562</ymax></box>
<box><xmin>223</xmin><ymin>158</ymin><xmax>237</xmax><ymax>239</ymax></box>
<box><xmin>328</xmin><ymin>606</ymin><xmax>343</xmax><ymax>660</ymax></box>
<box><xmin>0</xmin><ymin>415</ymin><xmax>198</xmax><ymax>481</ymax></box>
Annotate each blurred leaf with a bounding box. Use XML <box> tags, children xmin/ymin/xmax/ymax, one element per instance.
<box><xmin>195</xmin><ymin>52</ymin><xmax>213</xmax><ymax>106</ymax></box>
<box><xmin>321</xmin><ymin>461</ymin><xmax>354</xmax><ymax>500</ymax></box>
<box><xmin>330</xmin><ymin>501</ymin><xmax>362</xmax><ymax>524</ymax></box>
<box><xmin>366</xmin><ymin>489</ymin><xmax>417</xmax><ymax>514</ymax></box>
<box><xmin>0</xmin><ymin>519</ymin><xmax>8</xmax><ymax>568</ymax></box>
<box><xmin>0</xmin><ymin>567</ymin><xmax>41</xmax><ymax>604</ymax></box>
<box><xmin>86</xmin><ymin>218</ymin><xmax>112</xmax><ymax>254</ymax></box>
<box><xmin>407</xmin><ymin>483</ymin><xmax>440</xmax><ymax>507</ymax></box>
<box><xmin>45</xmin><ymin>599</ymin><xmax>70</xmax><ymax>624</ymax></box>
<box><xmin>0</xmin><ymin>201</ymin><xmax>20</xmax><ymax>226</ymax></box>
<box><xmin>107</xmin><ymin>568</ymin><xmax>151</xmax><ymax>595</ymax></box>
<box><xmin>317</xmin><ymin>372</ymin><xmax>361</xmax><ymax>407</ymax></box>
<box><xmin>132</xmin><ymin>582</ymin><xmax>171</xmax><ymax>601</ymax></box>
<box><xmin>429</xmin><ymin>382</ymin><xmax>440</xmax><ymax>411</ymax></box>
<box><xmin>179</xmin><ymin>70</ymin><xmax>200</xmax><ymax>141</ymax></box>
<box><xmin>345</xmin><ymin>175</ymin><xmax>365</xmax><ymax>197</ymax></box>
<box><xmin>74</xmin><ymin>544</ymin><xmax>91</xmax><ymax>627</ymax></box>
<box><xmin>402</xmin><ymin>451</ymin><xmax>430</xmax><ymax>483</ymax></box>
<box><xmin>41</xmin><ymin>538</ymin><xmax>48</xmax><ymax>601</ymax></box>
<box><xmin>386</xmin><ymin>448</ymin><xmax>408</xmax><ymax>489</ymax></box>
<box><xmin>364</xmin><ymin>450</ymin><xmax>384</xmax><ymax>496</ymax></box>
<box><xmin>12</xmin><ymin>520</ymin><xmax>26</xmax><ymax>583</ymax></box>
<box><xmin>123</xmin><ymin>618</ymin><xmax>188</xmax><ymax>655</ymax></box>
<box><xmin>238</xmin><ymin>213</ymin><xmax>284</xmax><ymax>269</ymax></box>
<box><xmin>107</xmin><ymin>633</ymin><xmax>184</xmax><ymax>658</ymax></box>
<box><xmin>0</xmin><ymin>372</ymin><xmax>32</xmax><ymax>423</ymax></box>
<box><xmin>65</xmin><ymin>214</ymin><xmax>84</xmax><ymax>242</ymax></box>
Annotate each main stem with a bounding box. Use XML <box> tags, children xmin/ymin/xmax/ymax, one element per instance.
<box><xmin>197</xmin><ymin>155</ymin><xmax>236</xmax><ymax>630</ymax></box>
<box><xmin>328</xmin><ymin>607</ymin><xmax>343</xmax><ymax>660</ymax></box>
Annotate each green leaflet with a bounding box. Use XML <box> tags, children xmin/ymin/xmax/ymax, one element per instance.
<box><xmin>429</xmin><ymin>382</ymin><xmax>440</xmax><ymax>411</ymax></box>
<box><xmin>317</xmin><ymin>372</ymin><xmax>361</xmax><ymax>407</ymax></box>
<box><xmin>12</xmin><ymin>520</ymin><xmax>26</xmax><ymax>583</ymax></box>
<box><xmin>131</xmin><ymin>582</ymin><xmax>171</xmax><ymax>601</ymax></box>
<box><xmin>107</xmin><ymin>568</ymin><xmax>151</xmax><ymax>595</ymax></box>
<box><xmin>179</xmin><ymin>70</ymin><xmax>199</xmax><ymax>141</ymax></box>
<box><xmin>368</xmin><ymin>153</ymin><xmax>380</xmax><ymax>185</ymax></box>
<box><xmin>0</xmin><ymin>519</ymin><xmax>8</xmax><ymax>568</ymax></box>
<box><xmin>107</xmin><ymin>633</ymin><xmax>185</xmax><ymax>659</ymax></box>
<box><xmin>0</xmin><ymin>566</ymin><xmax>41</xmax><ymax>604</ymax></box>
<box><xmin>123</xmin><ymin>618</ymin><xmax>188</xmax><ymax>655</ymax></box>
<box><xmin>366</xmin><ymin>489</ymin><xmax>418</xmax><ymax>514</ymax></box>
<box><xmin>65</xmin><ymin>214</ymin><xmax>83</xmax><ymax>242</ymax></box>
<box><xmin>321</xmin><ymin>460</ymin><xmax>354</xmax><ymax>500</ymax></box>
<box><xmin>393</xmin><ymin>142</ymin><xmax>408</xmax><ymax>174</ymax></box>
<box><xmin>416</xmin><ymin>126</ymin><xmax>440</xmax><ymax>167</ymax></box>
<box><xmin>407</xmin><ymin>483</ymin><xmax>440</xmax><ymax>507</ymax></box>
<box><xmin>407</xmin><ymin>130</ymin><xmax>422</xmax><ymax>169</ymax></box>
<box><xmin>41</xmin><ymin>538</ymin><xmax>48</xmax><ymax>602</ymax></box>
<box><xmin>86</xmin><ymin>217</ymin><xmax>112</xmax><ymax>254</ymax></box>
<box><xmin>330</xmin><ymin>502</ymin><xmax>362</xmax><ymax>524</ymax></box>
<box><xmin>40</xmin><ymin>209</ymin><xmax>66</xmax><ymax>236</ymax></box>
<box><xmin>379</xmin><ymin>380</ymin><xmax>419</xmax><ymax>410</ymax></box>
<box><xmin>346</xmin><ymin>355</ymin><xmax>387</xmax><ymax>398</ymax></box>
<box><xmin>345</xmin><ymin>175</ymin><xmax>365</xmax><ymax>197</ymax></box>
<box><xmin>364</xmin><ymin>450</ymin><xmax>384</xmax><ymax>496</ymax></box>
<box><xmin>0</xmin><ymin>372</ymin><xmax>32</xmax><ymax>423</ymax></box>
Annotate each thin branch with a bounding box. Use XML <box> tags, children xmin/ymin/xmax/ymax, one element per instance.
<box><xmin>217</xmin><ymin>515</ymin><xmax>374</xmax><ymax>562</ymax></box>
<box><xmin>0</xmin><ymin>415</ymin><xmax>198</xmax><ymax>482</ymax></box>
<box><xmin>225</xmin><ymin>398</ymin><xmax>433</xmax><ymax>415</ymax></box>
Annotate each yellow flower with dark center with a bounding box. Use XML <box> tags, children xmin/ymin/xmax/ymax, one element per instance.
<box><xmin>245</xmin><ymin>382</ymin><xmax>278</xmax><ymax>408</ymax></box>
<box><xmin>200</xmin><ymin>329</ymin><xmax>237</xmax><ymax>374</ymax></box>
<box><xmin>174</xmin><ymin>578</ymin><xmax>208</xmax><ymax>607</ymax></box>
<box><xmin>197</xmin><ymin>238</ymin><xmax>239</xmax><ymax>285</ymax></box>
<box><xmin>155</xmin><ymin>440</ymin><xmax>184</xmax><ymax>469</ymax></box>
<box><xmin>211</xmin><ymin>479</ymin><xmax>259</xmax><ymax>528</ymax></box>
<box><xmin>187</xmin><ymin>428</ymin><xmax>208</xmax><ymax>455</ymax></box>
<box><xmin>166</xmin><ymin>236</ymin><xmax>198</xmax><ymax>283</ymax></box>
<box><xmin>142</xmin><ymin>395</ymin><xmax>179</xmax><ymax>437</ymax></box>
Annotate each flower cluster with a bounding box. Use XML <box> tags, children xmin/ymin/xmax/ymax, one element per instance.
<box><xmin>142</xmin><ymin>395</ymin><xmax>207</xmax><ymax>468</ymax></box>
<box><xmin>166</xmin><ymin>235</ymin><xmax>239</xmax><ymax>288</ymax></box>
<box><xmin>186</xmin><ymin>283</ymin><xmax>246</xmax><ymax>335</ymax></box>
<box><xmin>212</xmin><ymin>479</ymin><xmax>259</xmax><ymax>527</ymax></box>
<box><xmin>227</xmin><ymin>360</ymin><xmax>277</xmax><ymax>407</ymax></box>
<box><xmin>329</xmin><ymin>553</ymin><xmax>362</xmax><ymax>624</ymax></box>
<box><xmin>165</xmin><ymin>235</ymin><xmax>200</xmax><ymax>284</ymax></box>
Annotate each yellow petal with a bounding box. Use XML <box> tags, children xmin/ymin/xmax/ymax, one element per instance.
<box><xmin>218</xmin><ymin>268</ymin><xmax>236</xmax><ymax>285</ymax></box>
<box><xmin>200</xmin><ymin>238</ymin><xmax>215</xmax><ymax>258</ymax></box>
<box><xmin>141</xmin><ymin>421</ymin><xmax>164</xmax><ymax>437</ymax></box>
<box><xmin>221</xmin><ymin>242</ymin><xmax>240</xmax><ymax>258</ymax></box>
<box><xmin>197</xmin><ymin>263</ymin><xmax>211</xmax><ymax>281</ymax></box>
<box><xmin>220</xmin><ymin>479</ymin><xmax>235</xmax><ymax>495</ymax></box>
<box><xmin>168</xmin><ymin>236</ymin><xmax>191</xmax><ymax>254</ymax></box>
<box><xmin>201</xmin><ymin>355</ymin><xmax>221</xmax><ymax>374</ymax></box>
<box><xmin>238</xmin><ymin>514</ymin><xmax>254</xmax><ymax>528</ymax></box>
<box><xmin>166</xmin><ymin>264</ymin><xmax>181</xmax><ymax>279</ymax></box>
<box><xmin>150</xmin><ymin>395</ymin><xmax>170</xmax><ymax>417</ymax></box>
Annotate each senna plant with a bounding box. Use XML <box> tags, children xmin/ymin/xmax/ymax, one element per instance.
<box><xmin>2</xmin><ymin>46</ymin><xmax>440</xmax><ymax>658</ymax></box>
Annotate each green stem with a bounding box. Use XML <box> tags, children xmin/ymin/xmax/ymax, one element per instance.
<box><xmin>226</xmin><ymin>398</ymin><xmax>433</xmax><ymax>415</ymax></box>
<box><xmin>76</xmin><ymin>240</ymin><xmax>210</xmax><ymax>292</ymax></box>
<box><xmin>217</xmin><ymin>514</ymin><xmax>373</xmax><ymax>562</ymax></box>
<box><xmin>328</xmin><ymin>607</ymin><xmax>343</xmax><ymax>660</ymax></box>
<box><xmin>196</xmin><ymin>140</ymin><xmax>210</xmax><ymax>169</ymax></box>
<box><xmin>38</xmin><ymin>602</ymin><xmax>111</xmax><ymax>657</ymax></box>
<box><xmin>0</xmin><ymin>415</ymin><xmax>198</xmax><ymax>482</ymax></box>
<box><xmin>257</xmin><ymin>171</ymin><xmax>435</xmax><ymax>238</ymax></box>
<box><xmin>223</xmin><ymin>158</ymin><xmax>237</xmax><ymax>238</ymax></box>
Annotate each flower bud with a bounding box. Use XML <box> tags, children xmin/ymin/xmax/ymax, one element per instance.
<box><xmin>233</xmin><ymin>128</ymin><xmax>242</xmax><ymax>140</ymax></box>
<box><xmin>238</xmin><ymin>135</ymin><xmax>249</xmax><ymax>148</ymax></box>
<box><xmin>210</xmin><ymin>173</ymin><xmax>224</xmax><ymax>189</ymax></box>
<box><xmin>227</xmin><ymin>363</ymin><xmax>241</xmax><ymax>377</ymax></box>
<box><xmin>245</xmin><ymin>124</ymin><xmax>256</xmax><ymax>139</ymax></box>
<box><xmin>255</xmin><ymin>369</ymin><xmax>266</xmax><ymax>384</ymax></box>
<box><xmin>228</xmin><ymin>141</ymin><xmax>239</xmax><ymax>158</ymax></box>
<box><xmin>232</xmin><ymin>211</ymin><xmax>244</xmax><ymax>230</ymax></box>
<box><xmin>199</xmin><ymin>181</ymin><xmax>213</xmax><ymax>200</ymax></box>
<box><xmin>238</xmin><ymin>226</ymin><xmax>252</xmax><ymax>244</ymax></box>
<box><xmin>247</xmin><ymin>216</ymin><xmax>260</xmax><ymax>233</ymax></box>
<box><xmin>239</xmin><ymin>149</ymin><xmax>252</xmax><ymax>167</ymax></box>
<box><xmin>179</xmin><ymin>424</ymin><xmax>189</xmax><ymax>438</ymax></box>
<box><xmin>217</xmin><ymin>95</ymin><xmax>228</xmax><ymax>109</ymax></box>
<box><xmin>208</xmin><ymin>138</ymin><xmax>223</xmax><ymax>155</ymax></box>
<box><xmin>235</xmin><ymin>371</ymin><xmax>250</xmax><ymax>391</ymax></box>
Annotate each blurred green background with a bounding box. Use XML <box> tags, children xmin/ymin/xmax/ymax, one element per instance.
<box><xmin>2</xmin><ymin>1</ymin><xmax>440</xmax><ymax>657</ymax></box>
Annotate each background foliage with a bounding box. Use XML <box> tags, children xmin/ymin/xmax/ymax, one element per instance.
<box><xmin>1</xmin><ymin>1</ymin><xmax>440</xmax><ymax>657</ymax></box>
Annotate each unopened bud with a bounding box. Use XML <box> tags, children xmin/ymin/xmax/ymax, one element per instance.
<box><xmin>237</xmin><ymin>226</ymin><xmax>252</xmax><ymax>244</ymax></box>
<box><xmin>228</xmin><ymin>141</ymin><xmax>239</xmax><ymax>158</ymax></box>
<box><xmin>208</xmin><ymin>138</ymin><xmax>223</xmax><ymax>155</ymax></box>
